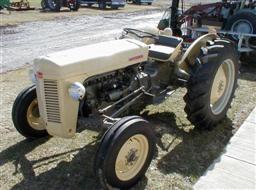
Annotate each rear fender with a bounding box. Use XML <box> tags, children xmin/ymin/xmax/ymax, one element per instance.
<box><xmin>178</xmin><ymin>33</ymin><xmax>218</xmax><ymax>73</ymax></box>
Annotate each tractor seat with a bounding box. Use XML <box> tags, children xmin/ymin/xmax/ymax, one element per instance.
<box><xmin>149</xmin><ymin>35</ymin><xmax>182</xmax><ymax>61</ymax></box>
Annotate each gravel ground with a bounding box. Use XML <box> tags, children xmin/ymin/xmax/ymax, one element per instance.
<box><xmin>0</xmin><ymin>63</ymin><xmax>255</xmax><ymax>190</ymax></box>
<box><xmin>1</xmin><ymin>0</ymin><xmax>256</xmax><ymax>189</ymax></box>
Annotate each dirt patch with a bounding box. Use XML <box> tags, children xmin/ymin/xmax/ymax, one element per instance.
<box><xmin>0</xmin><ymin>64</ymin><xmax>255</xmax><ymax>189</ymax></box>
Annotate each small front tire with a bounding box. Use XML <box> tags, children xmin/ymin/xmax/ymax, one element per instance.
<box><xmin>12</xmin><ymin>85</ymin><xmax>48</xmax><ymax>139</ymax></box>
<box><xmin>95</xmin><ymin>116</ymin><xmax>155</xmax><ymax>189</ymax></box>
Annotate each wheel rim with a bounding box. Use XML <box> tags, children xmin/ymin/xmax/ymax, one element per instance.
<box><xmin>231</xmin><ymin>19</ymin><xmax>253</xmax><ymax>40</ymax></box>
<box><xmin>115</xmin><ymin>134</ymin><xmax>149</xmax><ymax>181</ymax></box>
<box><xmin>210</xmin><ymin>59</ymin><xmax>235</xmax><ymax>115</ymax></box>
<box><xmin>26</xmin><ymin>99</ymin><xmax>44</xmax><ymax>131</ymax></box>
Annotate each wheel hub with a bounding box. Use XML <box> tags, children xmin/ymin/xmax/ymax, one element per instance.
<box><xmin>211</xmin><ymin>65</ymin><xmax>227</xmax><ymax>105</ymax></box>
<box><xmin>115</xmin><ymin>134</ymin><xmax>149</xmax><ymax>181</ymax></box>
<box><xmin>26</xmin><ymin>99</ymin><xmax>44</xmax><ymax>131</ymax></box>
<box><xmin>126</xmin><ymin>148</ymin><xmax>139</xmax><ymax>165</ymax></box>
<box><xmin>210</xmin><ymin>59</ymin><xmax>235</xmax><ymax>115</ymax></box>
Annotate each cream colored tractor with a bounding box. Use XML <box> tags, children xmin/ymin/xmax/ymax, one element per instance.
<box><xmin>12</xmin><ymin>27</ymin><xmax>239</xmax><ymax>189</ymax></box>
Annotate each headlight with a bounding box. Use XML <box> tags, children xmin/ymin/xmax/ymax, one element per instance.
<box><xmin>68</xmin><ymin>82</ymin><xmax>86</xmax><ymax>101</ymax></box>
<box><xmin>29</xmin><ymin>69</ymin><xmax>37</xmax><ymax>84</ymax></box>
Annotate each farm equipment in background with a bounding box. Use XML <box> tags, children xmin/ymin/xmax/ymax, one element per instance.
<box><xmin>158</xmin><ymin>0</ymin><xmax>256</xmax><ymax>59</ymax></box>
<box><xmin>127</xmin><ymin>0</ymin><xmax>154</xmax><ymax>5</ymax></box>
<box><xmin>10</xmin><ymin>0</ymin><xmax>35</xmax><ymax>10</ymax></box>
<box><xmin>41</xmin><ymin>0</ymin><xmax>80</xmax><ymax>11</ymax></box>
<box><xmin>0</xmin><ymin>0</ymin><xmax>10</xmax><ymax>10</ymax></box>
<box><xmin>0</xmin><ymin>0</ymin><xmax>35</xmax><ymax>11</ymax></box>
<box><xmin>80</xmin><ymin>0</ymin><xmax>126</xmax><ymax>10</ymax></box>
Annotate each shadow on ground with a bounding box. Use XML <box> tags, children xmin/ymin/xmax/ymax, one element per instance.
<box><xmin>0</xmin><ymin>137</ymin><xmax>50</xmax><ymax>180</ymax></box>
<box><xmin>239</xmin><ymin>63</ymin><xmax>256</xmax><ymax>81</ymax></box>
<box><xmin>7</xmin><ymin>139</ymin><xmax>101</xmax><ymax>190</ymax></box>
<box><xmin>143</xmin><ymin>112</ymin><xmax>233</xmax><ymax>182</ymax></box>
<box><xmin>0</xmin><ymin>113</ymin><xmax>234</xmax><ymax>190</ymax></box>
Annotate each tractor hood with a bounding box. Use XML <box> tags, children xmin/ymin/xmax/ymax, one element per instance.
<box><xmin>33</xmin><ymin>39</ymin><xmax>149</xmax><ymax>79</ymax></box>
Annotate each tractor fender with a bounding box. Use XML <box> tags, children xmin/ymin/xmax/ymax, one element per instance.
<box><xmin>178</xmin><ymin>33</ymin><xmax>218</xmax><ymax>73</ymax></box>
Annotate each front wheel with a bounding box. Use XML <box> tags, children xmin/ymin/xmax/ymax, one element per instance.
<box><xmin>12</xmin><ymin>85</ymin><xmax>48</xmax><ymax>139</ymax></box>
<box><xmin>184</xmin><ymin>40</ymin><xmax>239</xmax><ymax>129</ymax></box>
<box><xmin>94</xmin><ymin>116</ymin><xmax>155</xmax><ymax>189</ymax></box>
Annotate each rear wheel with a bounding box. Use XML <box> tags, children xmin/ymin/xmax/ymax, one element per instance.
<box><xmin>226</xmin><ymin>12</ymin><xmax>256</xmax><ymax>46</ymax></box>
<box><xmin>46</xmin><ymin>0</ymin><xmax>61</xmax><ymax>11</ymax></box>
<box><xmin>184</xmin><ymin>40</ymin><xmax>239</xmax><ymax>129</ymax></box>
<box><xmin>95</xmin><ymin>116</ymin><xmax>155</xmax><ymax>189</ymax></box>
<box><xmin>12</xmin><ymin>85</ymin><xmax>48</xmax><ymax>139</ymax></box>
<box><xmin>225</xmin><ymin>12</ymin><xmax>256</xmax><ymax>64</ymax></box>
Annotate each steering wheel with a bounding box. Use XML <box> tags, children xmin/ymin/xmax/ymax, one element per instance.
<box><xmin>123</xmin><ymin>28</ymin><xmax>158</xmax><ymax>39</ymax></box>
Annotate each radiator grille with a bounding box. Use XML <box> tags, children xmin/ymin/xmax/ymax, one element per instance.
<box><xmin>44</xmin><ymin>79</ymin><xmax>61</xmax><ymax>123</ymax></box>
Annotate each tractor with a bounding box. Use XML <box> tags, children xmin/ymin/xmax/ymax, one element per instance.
<box><xmin>41</xmin><ymin>0</ymin><xmax>80</xmax><ymax>11</ymax></box>
<box><xmin>0</xmin><ymin>0</ymin><xmax>35</xmax><ymax>11</ymax></box>
<box><xmin>12</xmin><ymin>26</ymin><xmax>239</xmax><ymax>188</ymax></box>
<box><xmin>158</xmin><ymin>0</ymin><xmax>256</xmax><ymax>59</ymax></box>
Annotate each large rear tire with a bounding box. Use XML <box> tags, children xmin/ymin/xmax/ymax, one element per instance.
<box><xmin>225</xmin><ymin>12</ymin><xmax>256</xmax><ymax>64</ymax></box>
<box><xmin>225</xmin><ymin>12</ymin><xmax>256</xmax><ymax>47</ymax></box>
<box><xmin>184</xmin><ymin>40</ymin><xmax>239</xmax><ymax>129</ymax></box>
<box><xmin>226</xmin><ymin>12</ymin><xmax>256</xmax><ymax>45</ymax></box>
<box><xmin>94</xmin><ymin>116</ymin><xmax>155</xmax><ymax>189</ymax></box>
<box><xmin>12</xmin><ymin>85</ymin><xmax>48</xmax><ymax>139</ymax></box>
